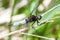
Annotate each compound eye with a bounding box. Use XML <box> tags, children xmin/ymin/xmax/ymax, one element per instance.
<box><xmin>37</xmin><ymin>15</ymin><xmax>42</xmax><ymax>20</ymax></box>
<box><xmin>40</xmin><ymin>15</ymin><xmax>42</xmax><ymax>19</ymax></box>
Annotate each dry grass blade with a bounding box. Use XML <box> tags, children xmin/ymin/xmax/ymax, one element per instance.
<box><xmin>0</xmin><ymin>27</ymin><xmax>55</xmax><ymax>40</ymax></box>
<box><xmin>0</xmin><ymin>28</ymin><xmax>28</xmax><ymax>39</ymax></box>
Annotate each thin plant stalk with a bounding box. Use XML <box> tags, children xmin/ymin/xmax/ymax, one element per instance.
<box><xmin>8</xmin><ymin>0</ymin><xmax>16</xmax><ymax>40</ymax></box>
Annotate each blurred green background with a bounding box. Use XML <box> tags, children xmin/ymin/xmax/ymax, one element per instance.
<box><xmin>0</xmin><ymin>0</ymin><xmax>60</xmax><ymax>40</ymax></box>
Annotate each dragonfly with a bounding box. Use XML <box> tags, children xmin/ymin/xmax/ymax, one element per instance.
<box><xmin>9</xmin><ymin>14</ymin><xmax>42</xmax><ymax>27</ymax></box>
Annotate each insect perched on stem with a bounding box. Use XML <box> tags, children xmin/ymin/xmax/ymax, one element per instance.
<box><xmin>8</xmin><ymin>14</ymin><xmax>42</xmax><ymax>26</ymax></box>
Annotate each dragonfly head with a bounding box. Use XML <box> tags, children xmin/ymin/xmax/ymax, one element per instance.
<box><xmin>36</xmin><ymin>15</ymin><xmax>42</xmax><ymax>20</ymax></box>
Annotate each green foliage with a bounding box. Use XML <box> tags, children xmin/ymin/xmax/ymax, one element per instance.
<box><xmin>27</xmin><ymin>0</ymin><xmax>60</xmax><ymax>40</ymax></box>
<box><xmin>2</xmin><ymin>0</ymin><xmax>10</xmax><ymax>8</ymax></box>
<box><xmin>49</xmin><ymin>0</ymin><xmax>60</xmax><ymax>8</ymax></box>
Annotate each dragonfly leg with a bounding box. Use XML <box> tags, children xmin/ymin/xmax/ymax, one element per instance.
<box><xmin>31</xmin><ymin>22</ymin><xmax>39</xmax><ymax>35</ymax></box>
<box><xmin>37</xmin><ymin>20</ymin><xmax>40</xmax><ymax>26</ymax></box>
